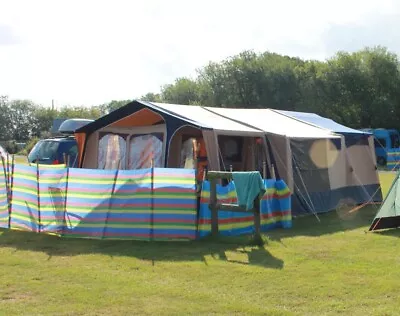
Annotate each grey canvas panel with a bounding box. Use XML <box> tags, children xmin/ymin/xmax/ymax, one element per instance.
<box><xmin>290</xmin><ymin>138</ymin><xmax>334</xmax><ymax>193</ymax></box>
<box><xmin>292</xmin><ymin>183</ymin><xmax>382</xmax><ymax>216</ymax></box>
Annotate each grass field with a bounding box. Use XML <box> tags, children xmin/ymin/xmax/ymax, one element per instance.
<box><xmin>0</xmin><ymin>172</ymin><xmax>398</xmax><ymax>315</ymax></box>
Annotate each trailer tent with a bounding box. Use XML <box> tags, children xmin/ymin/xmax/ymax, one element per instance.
<box><xmin>75</xmin><ymin>101</ymin><xmax>268</xmax><ymax>173</ymax></box>
<box><xmin>75</xmin><ymin>100</ymin><xmax>381</xmax><ymax>216</ymax></box>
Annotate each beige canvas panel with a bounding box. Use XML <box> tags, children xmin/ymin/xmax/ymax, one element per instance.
<box><xmin>82</xmin><ymin>131</ymin><xmax>99</xmax><ymax>169</ymax></box>
<box><xmin>346</xmin><ymin>141</ymin><xmax>379</xmax><ymax>187</ymax></box>
<box><xmin>267</xmin><ymin>134</ymin><xmax>293</xmax><ymax>191</ymax></box>
<box><xmin>368</xmin><ymin>135</ymin><xmax>378</xmax><ymax>166</ymax></box>
<box><xmin>241</xmin><ymin>137</ymin><xmax>256</xmax><ymax>171</ymax></box>
<box><xmin>327</xmin><ymin>136</ymin><xmax>348</xmax><ymax>190</ymax></box>
<box><xmin>202</xmin><ymin>129</ymin><xmax>220</xmax><ymax>171</ymax></box>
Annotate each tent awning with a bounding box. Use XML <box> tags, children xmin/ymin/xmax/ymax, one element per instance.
<box><xmin>275</xmin><ymin>110</ymin><xmax>368</xmax><ymax>135</ymax></box>
<box><xmin>150</xmin><ymin>102</ymin><xmax>265</xmax><ymax>136</ymax></box>
<box><xmin>204</xmin><ymin>107</ymin><xmax>341</xmax><ymax>139</ymax></box>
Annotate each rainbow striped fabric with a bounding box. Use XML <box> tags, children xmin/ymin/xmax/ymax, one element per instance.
<box><xmin>387</xmin><ymin>149</ymin><xmax>400</xmax><ymax>170</ymax></box>
<box><xmin>61</xmin><ymin>168</ymin><xmax>197</xmax><ymax>240</ymax></box>
<box><xmin>6</xmin><ymin>164</ymin><xmax>197</xmax><ymax>241</ymax></box>
<box><xmin>0</xmin><ymin>163</ymin><xmax>8</xmax><ymax>229</ymax></box>
<box><xmin>2</xmin><ymin>163</ymin><xmax>291</xmax><ymax>240</ymax></box>
<box><xmin>10</xmin><ymin>164</ymin><xmax>40</xmax><ymax>231</ymax></box>
<box><xmin>9</xmin><ymin>163</ymin><xmax>67</xmax><ymax>233</ymax></box>
<box><xmin>198</xmin><ymin>179</ymin><xmax>291</xmax><ymax>237</ymax></box>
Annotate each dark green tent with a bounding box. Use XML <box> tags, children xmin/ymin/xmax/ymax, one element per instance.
<box><xmin>369</xmin><ymin>172</ymin><xmax>400</xmax><ymax>231</ymax></box>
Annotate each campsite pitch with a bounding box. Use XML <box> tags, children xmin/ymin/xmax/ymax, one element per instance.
<box><xmin>0</xmin><ymin>172</ymin><xmax>397</xmax><ymax>315</ymax></box>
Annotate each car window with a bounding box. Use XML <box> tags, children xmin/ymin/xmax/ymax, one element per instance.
<box><xmin>28</xmin><ymin>141</ymin><xmax>59</xmax><ymax>161</ymax></box>
<box><xmin>58</xmin><ymin>142</ymin><xmax>78</xmax><ymax>166</ymax></box>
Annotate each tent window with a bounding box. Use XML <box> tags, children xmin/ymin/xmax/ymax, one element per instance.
<box><xmin>180</xmin><ymin>138</ymin><xmax>196</xmax><ymax>169</ymax></box>
<box><xmin>218</xmin><ymin>136</ymin><xmax>243</xmax><ymax>167</ymax></box>
<box><xmin>128</xmin><ymin>133</ymin><xmax>163</xmax><ymax>169</ymax></box>
<box><xmin>98</xmin><ymin>133</ymin><xmax>127</xmax><ymax>169</ymax></box>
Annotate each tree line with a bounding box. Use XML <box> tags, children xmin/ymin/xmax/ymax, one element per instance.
<box><xmin>2</xmin><ymin>46</ymin><xmax>400</xmax><ymax>148</ymax></box>
<box><xmin>147</xmin><ymin>46</ymin><xmax>400</xmax><ymax>130</ymax></box>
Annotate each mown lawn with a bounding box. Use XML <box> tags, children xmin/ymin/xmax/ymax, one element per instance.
<box><xmin>0</xmin><ymin>172</ymin><xmax>397</xmax><ymax>315</ymax></box>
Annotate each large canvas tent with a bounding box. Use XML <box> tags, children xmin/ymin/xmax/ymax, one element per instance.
<box><xmin>272</xmin><ymin>109</ymin><xmax>382</xmax><ymax>213</ymax></box>
<box><xmin>75</xmin><ymin>101</ymin><xmax>268</xmax><ymax>172</ymax></box>
<box><xmin>75</xmin><ymin>100</ymin><xmax>381</xmax><ymax>216</ymax></box>
<box><xmin>204</xmin><ymin>107</ymin><xmax>381</xmax><ymax>214</ymax></box>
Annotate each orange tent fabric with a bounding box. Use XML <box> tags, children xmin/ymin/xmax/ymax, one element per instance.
<box><xmin>196</xmin><ymin>138</ymin><xmax>208</xmax><ymax>181</ymax></box>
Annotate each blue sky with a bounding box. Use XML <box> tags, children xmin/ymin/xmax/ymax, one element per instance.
<box><xmin>0</xmin><ymin>0</ymin><xmax>398</xmax><ymax>107</ymax></box>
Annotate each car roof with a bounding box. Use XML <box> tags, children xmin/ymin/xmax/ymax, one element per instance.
<box><xmin>40</xmin><ymin>137</ymin><xmax>76</xmax><ymax>142</ymax></box>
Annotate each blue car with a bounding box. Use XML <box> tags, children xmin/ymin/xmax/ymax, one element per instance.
<box><xmin>28</xmin><ymin>136</ymin><xmax>78</xmax><ymax>167</ymax></box>
<box><xmin>27</xmin><ymin>118</ymin><xmax>93</xmax><ymax>167</ymax></box>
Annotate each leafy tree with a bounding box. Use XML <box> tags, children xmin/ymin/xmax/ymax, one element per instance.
<box><xmin>99</xmin><ymin>100</ymin><xmax>132</xmax><ymax>115</ymax></box>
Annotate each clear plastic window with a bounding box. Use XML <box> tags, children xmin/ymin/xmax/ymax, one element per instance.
<box><xmin>128</xmin><ymin>134</ymin><xmax>163</xmax><ymax>169</ymax></box>
<box><xmin>180</xmin><ymin>138</ymin><xmax>196</xmax><ymax>168</ymax></box>
<box><xmin>98</xmin><ymin>134</ymin><xmax>127</xmax><ymax>170</ymax></box>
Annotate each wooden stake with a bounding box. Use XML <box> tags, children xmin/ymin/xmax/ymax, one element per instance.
<box><xmin>271</xmin><ymin>164</ymin><xmax>276</xmax><ymax>180</ymax></box>
<box><xmin>1</xmin><ymin>155</ymin><xmax>10</xmax><ymax>228</ymax></box>
<box><xmin>36</xmin><ymin>159</ymin><xmax>41</xmax><ymax>233</ymax></box>
<box><xmin>209</xmin><ymin>178</ymin><xmax>218</xmax><ymax>237</ymax></box>
<box><xmin>150</xmin><ymin>158</ymin><xmax>155</xmax><ymax>241</ymax></box>
<box><xmin>253</xmin><ymin>196</ymin><xmax>261</xmax><ymax>241</ymax></box>
<box><xmin>262</xmin><ymin>161</ymin><xmax>267</xmax><ymax>179</ymax></box>
<box><xmin>9</xmin><ymin>155</ymin><xmax>15</xmax><ymax>228</ymax></box>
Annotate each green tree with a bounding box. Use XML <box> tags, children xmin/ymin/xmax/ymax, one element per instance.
<box><xmin>99</xmin><ymin>100</ymin><xmax>132</xmax><ymax>115</ymax></box>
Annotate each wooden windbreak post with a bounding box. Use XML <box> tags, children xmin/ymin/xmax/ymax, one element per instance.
<box><xmin>63</xmin><ymin>155</ymin><xmax>70</xmax><ymax>236</ymax></box>
<box><xmin>9</xmin><ymin>155</ymin><xmax>15</xmax><ymax>228</ymax></box>
<box><xmin>36</xmin><ymin>158</ymin><xmax>41</xmax><ymax>233</ymax></box>
<box><xmin>150</xmin><ymin>158</ymin><xmax>155</xmax><ymax>241</ymax></box>
<box><xmin>271</xmin><ymin>164</ymin><xmax>276</xmax><ymax>180</ymax></box>
<box><xmin>1</xmin><ymin>155</ymin><xmax>10</xmax><ymax>227</ymax></box>
<box><xmin>262</xmin><ymin>161</ymin><xmax>267</xmax><ymax>179</ymax></box>
<box><xmin>209</xmin><ymin>177</ymin><xmax>218</xmax><ymax>236</ymax></box>
<box><xmin>207</xmin><ymin>171</ymin><xmax>262</xmax><ymax>240</ymax></box>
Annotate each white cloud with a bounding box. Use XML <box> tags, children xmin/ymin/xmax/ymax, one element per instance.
<box><xmin>0</xmin><ymin>0</ymin><xmax>399</xmax><ymax>106</ymax></box>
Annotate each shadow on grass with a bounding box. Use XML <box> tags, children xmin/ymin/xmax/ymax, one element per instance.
<box><xmin>0</xmin><ymin>229</ymin><xmax>284</xmax><ymax>270</ymax></box>
<box><xmin>265</xmin><ymin>205</ymin><xmax>379</xmax><ymax>242</ymax></box>
<box><xmin>374</xmin><ymin>229</ymin><xmax>400</xmax><ymax>238</ymax></box>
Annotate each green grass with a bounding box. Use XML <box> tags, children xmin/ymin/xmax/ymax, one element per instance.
<box><xmin>0</xmin><ymin>172</ymin><xmax>397</xmax><ymax>315</ymax></box>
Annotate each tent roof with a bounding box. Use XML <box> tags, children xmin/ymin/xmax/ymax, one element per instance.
<box><xmin>77</xmin><ymin>100</ymin><xmax>346</xmax><ymax>139</ymax></box>
<box><xmin>150</xmin><ymin>102</ymin><xmax>264</xmax><ymax>135</ymax></box>
<box><xmin>76</xmin><ymin>100</ymin><xmax>264</xmax><ymax>136</ymax></box>
<box><xmin>275</xmin><ymin>110</ymin><xmax>368</xmax><ymax>135</ymax></box>
<box><xmin>204</xmin><ymin>107</ymin><xmax>340</xmax><ymax>138</ymax></box>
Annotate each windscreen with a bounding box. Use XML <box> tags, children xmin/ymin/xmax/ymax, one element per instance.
<box><xmin>28</xmin><ymin>141</ymin><xmax>59</xmax><ymax>162</ymax></box>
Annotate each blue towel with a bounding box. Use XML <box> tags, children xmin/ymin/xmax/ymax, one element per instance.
<box><xmin>232</xmin><ymin>171</ymin><xmax>266</xmax><ymax>211</ymax></box>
